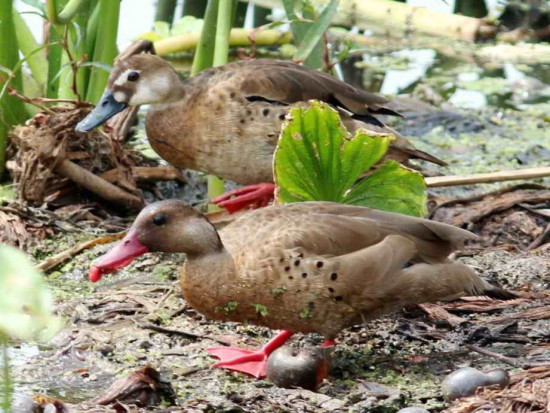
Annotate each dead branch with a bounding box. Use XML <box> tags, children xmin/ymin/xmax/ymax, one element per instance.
<box><xmin>418</xmin><ymin>303</ymin><xmax>467</xmax><ymax>327</ymax></box>
<box><xmin>100</xmin><ymin>166</ymin><xmax>186</xmax><ymax>184</ymax></box>
<box><xmin>55</xmin><ymin>159</ymin><xmax>143</xmax><ymax>208</ymax></box>
<box><xmin>138</xmin><ymin>322</ymin><xmax>231</xmax><ymax>346</ymax></box>
<box><xmin>426</xmin><ymin>167</ymin><xmax>550</xmax><ymax>188</ymax></box>
<box><xmin>466</xmin><ymin>345</ymin><xmax>525</xmax><ymax>369</ymax></box>
<box><xmin>35</xmin><ymin>232</ymin><xmax>126</xmax><ymax>273</ymax></box>
<box><xmin>487</xmin><ymin>306</ymin><xmax>550</xmax><ymax>324</ymax></box>
<box><xmin>442</xmin><ymin>298</ymin><xmax>531</xmax><ymax>313</ymax></box>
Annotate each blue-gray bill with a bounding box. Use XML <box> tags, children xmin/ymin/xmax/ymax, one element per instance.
<box><xmin>75</xmin><ymin>89</ymin><xmax>127</xmax><ymax>132</ymax></box>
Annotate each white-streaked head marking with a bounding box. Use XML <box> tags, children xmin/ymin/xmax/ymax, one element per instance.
<box><xmin>114</xmin><ymin>69</ymin><xmax>141</xmax><ymax>86</ymax></box>
<box><xmin>127</xmin><ymin>72</ymin><xmax>171</xmax><ymax>106</ymax></box>
<box><xmin>113</xmin><ymin>91</ymin><xmax>128</xmax><ymax>103</ymax></box>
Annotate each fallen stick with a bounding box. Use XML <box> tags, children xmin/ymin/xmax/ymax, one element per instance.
<box><xmin>55</xmin><ymin>159</ymin><xmax>143</xmax><ymax>208</ymax></box>
<box><xmin>138</xmin><ymin>322</ymin><xmax>231</xmax><ymax>346</ymax></box>
<box><xmin>426</xmin><ymin>166</ymin><xmax>550</xmax><ymax>188</ymax></box>
<box><xmin>466</xmin><ymin>345</ymin><xmax>524</xmax><ymax>369</ymax></box>
<box><xmin>100</xmin><ymin>166</ymin><xmax>186</xmax><ymax>184</ymax></box>
<box><xmin>35</xmin><ymin>232</ymin><xmax>125</xmax><ymax>273</ymax></box>
<box><xmin>418</xmin><ymin>303</ymin><xmax>467</xmax><ymax>327</ymax></box>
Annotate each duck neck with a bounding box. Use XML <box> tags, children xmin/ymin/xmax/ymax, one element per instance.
<box><xmin>182</xmin><ymin>248</ymin><xmax>241</xmax><ymax>314</ymax></box>
<box><xmin>164</xmin><ymin>80</ymin><xmax>187</xmax><ymax>103</ymax></box>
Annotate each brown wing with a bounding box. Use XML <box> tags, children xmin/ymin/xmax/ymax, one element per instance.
<box><xmin>190</xmin><ymin>59</ymin><xmax>446</xmax><ymax>166</ymax></box>
<box><xmin>220</xmin><ymin>201</ymin><xmax>476</xmax><ymax>265</ymax></box>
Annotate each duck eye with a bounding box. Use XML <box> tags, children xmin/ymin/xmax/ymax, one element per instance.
<box><xmin>127</xmin><ymin>71</ymin><xmax>140</xmax><ymax>82</ymax></box>
<box><xmin>152</xmin><ymin>214</ymin><xmax>166</xmax><ymax>226</ymax></box>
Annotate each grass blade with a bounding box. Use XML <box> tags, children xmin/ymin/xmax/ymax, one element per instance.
<box><xmin>85</xmin><ymin>0</ymin><xmax>120</xmax><ymax>103</ymax></box>
<box><xmin>0</xmin><ymin>0</ymin><xmax>27</xmax><ymax>177</ymax></box>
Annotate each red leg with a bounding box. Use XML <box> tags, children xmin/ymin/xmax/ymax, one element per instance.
<box><xmin>316</xmin><ymin>339</ymin><xmax>336</xmax><ymax>384</ymax></box>
<box><xmin>207</xmin><ymin>330</ymin><xmax>294</xmax><ymax>378</ymax></box>
<box><xmin>211</xmin><ymin>183</ymin><xmax>275</xmax><ymax>214</ymax></box>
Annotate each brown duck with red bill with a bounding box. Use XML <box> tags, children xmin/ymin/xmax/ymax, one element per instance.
<box><xmin>90</xmin><ymin>200</ymin><xmax>514</xmax><ymax>379</ymax></box>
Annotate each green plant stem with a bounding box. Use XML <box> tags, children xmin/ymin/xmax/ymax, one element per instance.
<box><xmin>0</xmin><ymin>0</ymin><xmax>26</xmax><ymax>178</ymax></box>
<box><xmin>12</xmin><ymin>7</ymin><xmax>47</xmax><ymax>87</ymax></box>
<box><xmin>206</xmin><ymin>0</ymin><xmax>236</xmax><ymax>208</ymax></box>
<box><xmin>0</xmin><ymin>334</ymin><xmax>12</xmax><ymax>412</ymax></box>
<box><xmin>82</xmin><ymin>2</ymin><xmax>101</xmax><ymax>95</ymax></box>
<box><xmin>191</xmin><ymin>0</ymin><xmax>220</xmax><ymax>209</ymax></box>
<box><xmin>47</xmin><ymin>0</ymin><xmax>87</xmax><ymax>24</ymax></box>
<box><xmin>213</xmin><ymin>0</ymin><xmax>234</xmax><ymax>67</ymax></box>
<box><xmin>86</xmin><ymin>0</ymin><xmax>120</xmax><ymax>103</ymax></box>
<box><xmin>191</xmin><ymin>0</ymin><xmax>218</xmax><ymax>75</ymax></box>
<box><xmin>155</xmin><ymin>0</ymin><xmax>178</xmax><ymax>24</ymax></box>
<box><xmin>46</xmin><ymin>23</ymin><xmax>63</xmax><ymax>98</ymax></box>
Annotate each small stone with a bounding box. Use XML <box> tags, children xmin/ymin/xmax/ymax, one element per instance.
<box><xmin>266</xmin><ymin>346</ymin><xmax>332</xmax><ymax>391</ymax></box>
<box><xmin>397</xmin><ymin>407</ymin><xmax>430</xmax><ymax>413</ymax></box>
<box><xmin>442</xmin><ymin>367</ymin><xmax>510</xmax><ymax>401</ymax></box>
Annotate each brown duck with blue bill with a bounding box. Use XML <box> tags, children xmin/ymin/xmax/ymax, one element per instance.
<box><xmin>90</xmin><ymin>200</ymin><xmax>514</xmax><ymax>379</ymax></box>
<box><xmin>76</xmin><ymin>55</ymin><xmax>446</xmax><ymax>211</ymax></box>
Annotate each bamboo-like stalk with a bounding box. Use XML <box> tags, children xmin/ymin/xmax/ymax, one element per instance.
<box><xmin>45</xmin><ymin>6</ymin><xmax>63</xmax><ymax>99</ymax></box>
<box><xmin>154</xmin><ymin>27</ymin><xmax>291</xmax><ymax>55</ymax></box>
<box><xmin>191</xmin><ymin>0</ymin><xmax>219</xmax><ymax>209</ymax></box>
<box><xmin>11</xmin><ymin>8</ymin><xmax>48</xmax><ymax>88</ymax></box>
<box><xmin>155</xmin><ymin>0</ymin><xmax>178</xmax><ymax>24</ymax></box>
<box><xmin>0</xmin><ymin>0</ymin><xmax>26</xmax><ymax>177</ymax></box>
<box><xmin>47</xmin><ymin>0</ymin><xmax>87</xmax><ymax>24</ymax></box>
<box><xmin>82</xmin><ymin>2</ymin><xmax>100</xmax><ymax>96</ymax></box>
<box><xmin>85</xmin><ymin>0</ymin><xmax>120</xmax><ymax>103</ymax></box>
<box><xmin>213</xmin><ymin>0</ymin><xmax>234</xmax><ymax>67</ymax></box>
<box><xmin>191</xmin><ymin>0</ymin><xmax>219</xmax><ymax>75</ymax></box>
<box><xmin>251</xmin><ymin>0</ymin><xmax>494</xmax><ymax>42</ymax></box>
<box><xmin>205</xmin><ymin>0</ymin><xmax>236</xmax><ymax>206</ymax></box>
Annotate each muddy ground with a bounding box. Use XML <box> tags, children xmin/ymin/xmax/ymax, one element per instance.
<box><xmin>5</xmin><ymin>50</ymin><xmax>550</xmax><ymax>413</ymax></box>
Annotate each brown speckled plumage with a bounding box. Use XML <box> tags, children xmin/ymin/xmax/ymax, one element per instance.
<box><xmin>125</xmin><ymin>200</ymin><xmax>511</xmax><ymax>339</ymax></box>
<box><xmin>105</xmin><ymin>55</ymin><xmax>446</xmax><ymax>185</ymax></box>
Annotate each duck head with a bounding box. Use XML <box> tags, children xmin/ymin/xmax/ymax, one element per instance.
<box><xmin>76</xmin><ymin>54</ymin><xmax>182</xmax><ymax>132</ymax></box>
<box><xmin>89</xmin><ymin>200</ymin><xmax>223</xmax><ymax>282</ymax></box>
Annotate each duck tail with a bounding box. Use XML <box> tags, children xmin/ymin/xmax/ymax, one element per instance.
<box><xmin>396</xmin><ymin>262</ymin><xmax>517</xmax><ymax>304</ymax></box>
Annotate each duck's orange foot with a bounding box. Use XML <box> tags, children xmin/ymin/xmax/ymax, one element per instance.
<box><xmin>211</xmin><ymin>183</ymin><xmax>275</xmax><ymax>214</ymax></box>
<box><xmin>207</xmin><ymin>347</ymin><xmax>269</xmax><ymax>378</ymax></box>
<box><xmin>207</xmin><ymin>330</ymin><xmax>294</xmax><ymax>378</ymax></box>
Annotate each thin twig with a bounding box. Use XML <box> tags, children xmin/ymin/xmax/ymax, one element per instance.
<box><xmin>467</xmin><ymin>345</ymin><xmax>525</xmax><ymax>369</ymax></box>
<box><xmin>426</xmin><ymin>167</ymin><xmax>550</xmax><ymax>187</ymax></box>
<box><xmin>62</xmin><ymin>25</ymin><xmax>82</xmax><ymax>102</ymax></box>
<box><xmin>3</xmin><ymin>81</ymin><xmax>54</xmax><ymax>114</ymax></box>
<box><xmin>35</xmin><ymin>233</ymin><xmax>126</xmax><ymax>272</ymax></box>
<box><xmin>138</xmin><ymin>322</ymin><xmax>231</xmax><ymax>346</ymax></box>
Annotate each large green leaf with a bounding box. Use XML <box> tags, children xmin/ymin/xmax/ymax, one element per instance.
<box><xmin>0</xmin><ymin>246</ymin><xmax>61</xmax><ymax>341</ymax></box>
<box><xmin>274</xmin><ymin>101</ymin><xmax>427</xmax><ymax>217</ymax></box>
<box><xmin>343</xmin><ymin>160</ymin><xmax>428</xmax><ymax>217</ymax></box>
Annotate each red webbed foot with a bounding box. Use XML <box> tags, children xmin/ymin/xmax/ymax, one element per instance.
<box><xmin>211</xmin><ymin>183</ymin><xmax>276</xmax><ymax>214</ymax></box>
<box><xmin>207</xmin><ymin>330</ymin><xmax>293</xmax><ymax>378</ymax></box>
